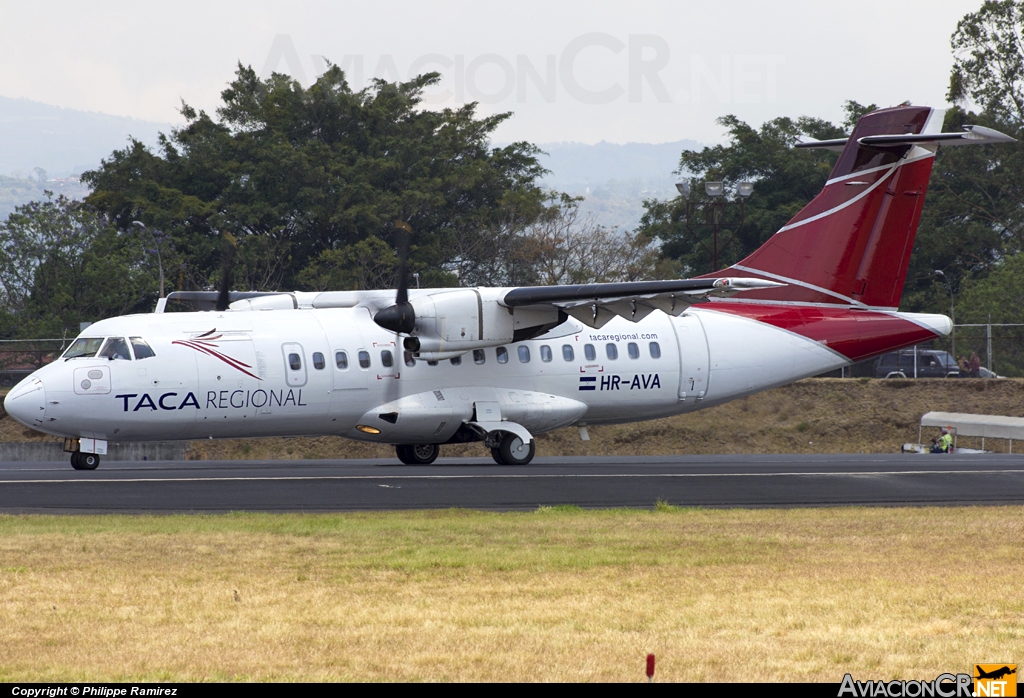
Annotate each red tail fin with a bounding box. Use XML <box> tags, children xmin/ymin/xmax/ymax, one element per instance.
<box><xmin>712</xmin><ymin>105</ymin><xmax>942</xmax><ymax>309</ymax></box>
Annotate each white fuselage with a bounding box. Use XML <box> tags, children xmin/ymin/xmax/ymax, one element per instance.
<box><xmin>6</xmin><ymin>304</ymin><xmax>853</xmax><ymax>445</ymax></box>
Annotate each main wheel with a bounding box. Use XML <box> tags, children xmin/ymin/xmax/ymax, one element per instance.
<box><xmin>496</xmin><ymin>433</ymin><xmax>535</xmax><ymax>465</ymax></box>
<box><xmin>71</xmin><ymin>452</ymin><xmax>100</xmax><ymax>470</ymax></box>
<box><xmin>395</xmin><ymin>443</ymin><xmax>439</xmax><ymax>465</ymax></box>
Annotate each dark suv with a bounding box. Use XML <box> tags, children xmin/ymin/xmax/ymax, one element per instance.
<box><xmin>874</xmin><ymin>350</ymin><xmax>959</xmax><ymax>378</ymax></box>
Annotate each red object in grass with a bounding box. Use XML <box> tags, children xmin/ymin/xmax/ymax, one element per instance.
<box><xmin>646</xmin><ymin>654</ymin><xmax>655</xmax><ymax>678</ymax></box>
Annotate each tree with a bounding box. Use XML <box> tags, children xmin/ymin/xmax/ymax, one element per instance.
<box><xmin>949</xmin><ymin>0</ymin><xmax>1024</xmax><ymax>122</ymax></box>
<box><xmin>0</xmin><ymin>194</ymin><xmax>157</xmax><ymax>336</ymax></box>
<box><xmin>636</xmin><ymin>104</ymin><xmax>870</xmax><ymax>275</ymax></box>
<box><xmin>446</xmin><ymin>194</ymin><xmax>670</xmax><ymax>287</ymax></box>
<box><xmin>82</xmin><ymin>65</ymin><xmax>549</xmax><ymax>293</ymax></box>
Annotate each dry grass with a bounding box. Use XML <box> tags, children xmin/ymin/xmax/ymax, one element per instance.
<box><xmin>1</xmin><ymin>507</ymin><xmax>1022</xmax><ymax>682</ymax></box>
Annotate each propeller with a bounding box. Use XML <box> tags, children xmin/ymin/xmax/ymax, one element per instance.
<box><xmin>373</xmin><ymin>221</ymin><xmax>417</xmax><ymax>335</ymax></box>
<box><xmin>214</xmin><ymin>231</ymin><xmax>238</xmax><ymax>312</ymax></box>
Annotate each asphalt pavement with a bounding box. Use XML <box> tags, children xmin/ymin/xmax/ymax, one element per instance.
<box><xmin>1</xmin><ymin>453</ymin><xmax>1022</xmax><ymax>512</ymax></box>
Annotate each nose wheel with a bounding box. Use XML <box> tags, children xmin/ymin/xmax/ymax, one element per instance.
<box><xmin>70</xmin><ymin>452</ymin><xmax>100</xmax><ymax>470</ymax></box>
<box><xmin>395</xmin><ymin>443</ymin><xmax>439</xmax><ymax>465</ymax></box>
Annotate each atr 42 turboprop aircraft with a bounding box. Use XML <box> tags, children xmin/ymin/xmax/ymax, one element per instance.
<box><xmin>4</xmin><ymin>106</ymin><xmax>1015</xmax><ymax>469</ymax></box>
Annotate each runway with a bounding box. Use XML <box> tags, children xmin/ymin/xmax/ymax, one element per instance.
<box><xmin>1</xmin><ymin>453</ymin><xmax>1023</xmax><ymax>512</ymax></box>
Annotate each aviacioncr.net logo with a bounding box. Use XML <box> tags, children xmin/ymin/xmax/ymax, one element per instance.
<box><xmin>838</xmin><ymin>673</ymin><xmax>973</xmax><ymax>698</ymax></box>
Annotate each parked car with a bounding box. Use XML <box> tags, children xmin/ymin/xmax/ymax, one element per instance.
<box><xmin>874</xmin><ymin>350</ymin><xmax>959</xmax><ymax>378</ymax></box>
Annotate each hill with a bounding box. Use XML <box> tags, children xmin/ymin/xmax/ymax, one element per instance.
<box><xmin>0</xmin><ymin>96</ymin><xmax>171</xmax><ymax>178</ymax></box>
<box><xmin>536</xmin><ymin>139</ymin><xmax>701</xmax><ymax>232</ymax></box>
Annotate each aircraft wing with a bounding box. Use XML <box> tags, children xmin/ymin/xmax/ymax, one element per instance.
<box><xmin>502</xmin><ymin>277</ymin><xmax>783</xmax><ymax>328</ymax></box>
<box><xmin>165</xmin><ymin>277</ymin><xmax>784</xmax><ymax>330</ymax></box>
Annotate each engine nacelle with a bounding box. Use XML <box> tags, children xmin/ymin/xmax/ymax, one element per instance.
<box><xmin>389</xmin><ymin>289</ymin><xmax>562</xmax><ymax>353</ymax></box>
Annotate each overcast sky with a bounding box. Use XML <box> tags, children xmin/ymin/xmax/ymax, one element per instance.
<box><xmin>1</xmin><ymin>0</ymin><xmax>975</xmax><ymax>145</ymax></box>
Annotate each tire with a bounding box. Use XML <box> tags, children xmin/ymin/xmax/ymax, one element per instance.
<box><xmin>76</xmin><ymin>452</ymin><xmax>100</xmax><ymax>470</ymax></box>
<box><xmin>491</xmin><ymin>447</ymin><xmax>506</xmax><ymax>465</ymax></box>
<box><xmin>497</xmin><ymin>433</ymin><xmax>535</xmax><ymax>465</ymax></box>
<box><xmin>395</xmin><ymin>443</ymin><xmax>439</xmax><ymax>465</ymax></box>
<box><xmin>70</xmin><ymin>452</ymin><xmax>84</xmax><ymax>470</ymax></box>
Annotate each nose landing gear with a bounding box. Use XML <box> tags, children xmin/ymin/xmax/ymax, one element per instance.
<box><xmin>70</xmin><ymin>452</ymin><xmax>100</xmax><ymax>470</ymax></box>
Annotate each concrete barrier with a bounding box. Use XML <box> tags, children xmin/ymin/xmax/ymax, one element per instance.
<box><xmin>0</xmin><ymin>441</ymin><xmax>190</xmax><ymax>462</ymax></box>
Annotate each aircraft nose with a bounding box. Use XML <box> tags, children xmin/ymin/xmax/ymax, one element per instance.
<box><xmin>4</xmin><ymin>376</ymin><xmax>46</xmax><ymax>429</ymax></box>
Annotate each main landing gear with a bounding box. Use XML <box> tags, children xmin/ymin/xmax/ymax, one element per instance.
<box><xmin>491</xmin><ymin>433</ymin><xmax>535</xmax><ymax>466</ymax></box>
<box><xmin>70</xmin><ymin>452</ymin><xmax>100</xmax><ymax>470</ymax></box>
<box><xmin>395</xmin><ymin>443</ymin><xmax>439</xmax><ymax>465</ymax></box>
<box><xmin>393</xmin><ymin>432</ymin><xmax>536</xmax><ymax>466</ymax></box>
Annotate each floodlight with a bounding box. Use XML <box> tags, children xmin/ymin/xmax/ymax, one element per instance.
<box><xmin>704</xmin><ymin>181</ymin><xmax>724</xmax><ymax>197</ymax></box>
<box><xmin>675</xmin><ymin>182</ymin><xmax>690</xmax><ymax>197</ymax></box>
<box><xmin>737</xmin><ymin>181</ymin><xmax>754</xmax><ymax>198</ymax></box>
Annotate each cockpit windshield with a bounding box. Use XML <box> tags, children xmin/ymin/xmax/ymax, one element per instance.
<box><xmin>63</xmin><ymin>337</ymin><xmax>105</xmax><ymax>359</ymax></box>
<box><xmin>97</xmin><ymin>337</ymin><xmax>132</xmax><ymax>360</ymax></box>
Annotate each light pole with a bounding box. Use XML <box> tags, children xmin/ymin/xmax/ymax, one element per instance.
<box><xmin>935</xmin><ymin>269</ymin><xmax>955</xmax><ymax>361</ymax></box>
<box><xmin>675</xmin><ymin>180</ymin><xmax>754</xmax><ymax>273</ymax></box>
<box><xmin>133</xmin><ymin>221</ymin><xmax>165</xmax><ymax>298</ymax></box>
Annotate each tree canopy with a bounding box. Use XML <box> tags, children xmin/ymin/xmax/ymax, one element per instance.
<box><xmin>83</xmin><ymin>64</ymin><xmax>550</xmax><ymax>292</ymax></box>
<box><xmin>636</xmin><ymin>102</ymin><xmax>871</xmax><ymax>276</ymax></box>
<box><xmin>0</xmin><ymin>194</ymin><xmax>156</xmax><ymax>336</ymax></box>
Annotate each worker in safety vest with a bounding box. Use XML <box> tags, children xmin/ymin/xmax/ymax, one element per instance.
<box><xmin>930</xmin><ymin>426</ymin><xmax>953</xmax><ymax>453</ymax></box>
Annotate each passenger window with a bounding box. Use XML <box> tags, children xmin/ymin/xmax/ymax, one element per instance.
<box><xmin>540</xmin><ymin>345</ymin><xmax>552</xmax><ymax>362</ymax></box>
<box><xmin>649</xmin><ymin>341</ymin><xmax>661</xmax><ymax>359</ymax></box>
<box><xmin>381</xmin><ymin>350</ymin><xmax>394</xmax><ymax>368</ymax></box>
<box><xmin>473</xmin><ymin>349</ymin><xmax>486</xmax><ymax>365</ymax></box>
<box><xmin>562</xmin><ymin>344</ymin><xmax>574</xmax><ymax>362</ymax></box>
<box><xmin>312</xmin><ymin>352</ymin><xmax>325</xmax><ymax>370</ymax></box>
<box><xmin>288</xmin><ymin>353</ymin><xmax>302</xmax><ymax>371</ymax></box>
<box><xmin>404</xmin><ymin>351</ymin><xmax>416</xmax><ymax>367</ymax></box>
<box><xmin>496</xmin><ymin>346</ymin><xmax>509</xmax><ymax>364</ymax></box>
<box><xmin>335</xmin><ymin>351</ymin><xmax>349</xmax><ymax>369</ymax></box>
<box><xmin>99</xmin><ymin>337</ymin><xmax>132</xmax><ymax>361</ymax></box>
<box><xmin>450</xmin><ymin>356</ymin><xmax>461</xmax><ymax>366</ymax></box>
<box><xmin>628</xmin><ymin>342</ymin><xmax>639</xmax><ymax>359</ymax></box>
<box><xmin>584</xmin><ymin>344</ymin><xmax>596</xmax><ymax>361</ymax></box>
<box><xmin>606</xmin><ymin>343</ymin><xmax>618</xmax><ymax>360</ymax></box>
<box><xmin>518</xmin><ymin>346</ymin><xmax>530</xmax><ymax>363</ymax></box>
<box><xmin>358</xmin><ymin>350</ymin><xmax>371</xmax><ymax>369</ymax></box>
<box><xmin>129</xmin><ymin>337</ymin><xmax>156</xmax><ymax>359</ymax></box>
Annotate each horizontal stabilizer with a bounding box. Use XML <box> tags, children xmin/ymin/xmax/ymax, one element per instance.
<box><xmin>793</xmin><ymin>137</ymin><xmax>848</xmax><ymax>152</ymax></box>
<box><xmin>795</xmin><ymin>124</ymin><xmax>1015</xmax><ymax>151</ymax></box>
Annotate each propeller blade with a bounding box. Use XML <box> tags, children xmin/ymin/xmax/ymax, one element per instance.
<box><xmin>373</xmin><ymin>220</ymin><xmax>416</xmax><ymax>334</ymax></box>
<box><xmin>215</xmin><ymin>231</ymin><xmax>238</xmax><ymax>312</ymax></box>
<box><xmin>393</xmin><ymin>220</ymin><xmax>411</xmax><ymax>306</ymax></box>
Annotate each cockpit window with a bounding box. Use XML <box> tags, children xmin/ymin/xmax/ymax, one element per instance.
<box><xmin>129</xmin><ymin>337</ymin><xmax>156</xmax><ymax>359</ymax></box>
<box><xmin>98</xmin><ymin>337</ymin><xmax>132</xmax><ymax>361</ymax></box>
<box><xmin>63</xmin><ymin>337</ymin><xmax>105</xmax><ymax>359</ymax></box>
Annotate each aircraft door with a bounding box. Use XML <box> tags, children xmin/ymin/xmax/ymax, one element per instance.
<box><xmin>193</xmin><ymin>337</ymin><xmax>261</xmax><ymax>424</ymax></box>
<box><xmin>671</xmin><ymin>314</ymin><xmax>711</xmax><ymax>402</ymax></box>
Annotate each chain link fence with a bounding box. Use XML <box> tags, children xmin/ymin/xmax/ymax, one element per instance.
<box><xmin>821</xmin><ymin>323</ymin><xmax>1024</xmax><ymax>378</ymax></box>
<box><xmin>0</xmin><ymin>339</ymin><xmax>67</xmax><ymax>387</ymax></box>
